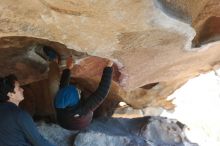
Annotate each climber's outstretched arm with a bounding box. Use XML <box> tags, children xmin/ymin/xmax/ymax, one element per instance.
<box><xmin>59</xmin><ymin>57</ymin><xmax>74</xmax><ymax>89</ymax></box>
<box><xmin>81</xmin><ymin>60</ymin><xmax>113</xmax><ymax>112</ymax></box>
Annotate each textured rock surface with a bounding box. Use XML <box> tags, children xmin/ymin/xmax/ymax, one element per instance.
<box><xmin>156</xmin><ymin>0</ymin><xmax>220</xmax><ymax>46</ymax></box>
<box><xmin>75</xmin><ymin>117</ymin><xmax>197</xmax><ymax>146</ymax></box>
<box><xmin>1</xmin><ymin>0</ymin><xmax>220</xmax><ymax>112</ymax></box>
<box><xmin>113</xmin><ymin>104</ymin><xmax>163</xmax><ymax>118</ymax></box>
<box><xmin>0</xmin><ymin>37</ymin><xmax>71</xmax><ymax>84</ymax></box>
<box><xmin>37</xmin><ymin>116</ymin><xmax>198</xmax><ymax>146</ymax></box>
<box><xmin>0</xmin><ymin>0</ymin><xmax>194</xmax><ymax>89</ymax></box>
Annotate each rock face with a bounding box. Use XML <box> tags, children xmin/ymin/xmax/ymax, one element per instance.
<box><xmin>37</xmin><ymin>116</ymin><xmax>198</xmax><ymax>146</ymax></box>
<box><xmin>1</xmin><ymin>0</ymin><xmax>220</xmax><ymax>114</ymax></box>
<box><xmin>74</xmin><ymin>117</ymin><xmax>197</xmax><ymax>146</ymax></box>
<box><xmin>156</xmin><ymin>0</ymin><xmax>220</xmax><ymax>46</ymax></box>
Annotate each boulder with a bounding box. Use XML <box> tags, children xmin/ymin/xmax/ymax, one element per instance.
<box><xmin>37</xmin><ymin>116</ymin><xmax>198</xmax><ymax>146</ymax></box>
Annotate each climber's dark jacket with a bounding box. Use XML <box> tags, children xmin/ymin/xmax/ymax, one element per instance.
<box><xmin>0</xmin><ymin>102</ymin><xmax>54</xmax><ymax>146</ymax></box>
<box><xmin>54</xmin><ymin>67</ymin><xmax>112</xmax><ymax>130</ymax></box>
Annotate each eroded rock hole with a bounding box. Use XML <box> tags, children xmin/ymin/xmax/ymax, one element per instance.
<box><xmin>141</xmin><ymin>82</ymin><xmax>159</xmax><ymax>90</ymax></box>
<box><xmin>0</xmin><ymin>36</ymin><xmax>72</xmax><ymax>85</ymax></box>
